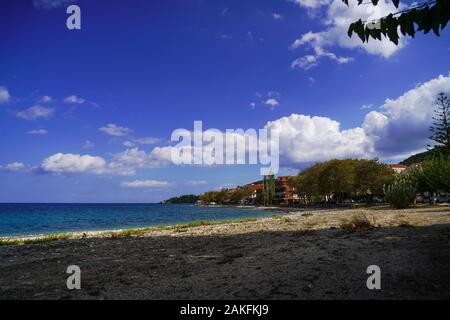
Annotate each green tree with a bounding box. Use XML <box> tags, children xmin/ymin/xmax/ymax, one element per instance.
<box><xmin>428</xmin><ymin>93</ymin><xmax>450</xmax><ymax>155</ymax></box>
<box><xmin>413</xmin><ymin>154</ymin><xmax>450</xmax><ymax>193</ymax></box>
<box><xmin>262</xmin><ymin>174</ymin><xmax>276</xmax><ymax>206</ymax></box>
<box><xmin>344</xmin><ymin>0</ymin><xmax>450</xmax><ymax>45</ymax></box>
<box><xmin>229</xmin><ymin>187</ymin><xmax>253</xmax><ymax>204</ymax></box>
<box><xmin>319</xmin><ymin>159</ymin><xmax>356</xmax><ymax>203</ymax></box>
<box><xmin>291</xmin><ymin>163</ymin><xmax>324</xmax><ymax>201</ymax></box>
<box><xmin>354</xmin><ymin>159</ymin><xmax>395</xmax><ymax>198</ymax></box>
<box><xmin>384</xmin><ymin>175</ymin><xmax>417</xmax><ymax>209</ymax></box>
<box><xmin>164</xmin><ymin>194</ymin><xmax>199</xmax><ymax>204</ymax></box>
<box><xmin>292</xmin><ymin>159</ymin><xmax>395</xmax><ymax>204</ymax></box>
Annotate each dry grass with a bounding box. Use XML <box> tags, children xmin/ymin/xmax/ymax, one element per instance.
<box><xmin>339</xmin><ymin>212</ymin><xmax>376</xmax><ymax>232</ymax></box>
<box><xmin>0</xmin><ymin>218</ymin><xmax>259</xmax><ymax>245</ymax></box>
<box><xmin>0</xmin><ymin>233</ymin><xmax>71</xmax><ymax>246</ymax></box>
<box><xmin>394</xmin><ymin>214</ymin><xmax>413</xmax><ymax>228</ymax></box>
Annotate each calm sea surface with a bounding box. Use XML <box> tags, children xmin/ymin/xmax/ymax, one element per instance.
<box><xmin>0</xmin><ymin>203</ymin><xmax>274</xmax><ymax>237</ymax></box>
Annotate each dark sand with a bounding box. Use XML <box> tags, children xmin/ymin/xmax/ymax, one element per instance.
<box><xmin>1</xmin><ymin>206</ymin><xmax>449</xmax><ymax>299</ymax></box>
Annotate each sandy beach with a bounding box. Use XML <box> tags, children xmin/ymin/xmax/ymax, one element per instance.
<box><xmin>0</xmin><ymin>205</ymin><xmax>449</xmax><ymax>299</ymax></box>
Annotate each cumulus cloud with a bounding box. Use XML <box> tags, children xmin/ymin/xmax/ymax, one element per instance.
<box><xmin>13</xmin><ymin>73</ymin><xmax>449</xmax><ymax>176</ymax></box>
<box><xmin>0</xmin><ymin>162</ymin><xmax>26</xmax><ymax>172</ymax></box>
<box><xmin>362</xmin><ymin>72</ymin><xmax>450</xmax><ymax>157</ymax></box>
<box><xmin>26</xmin><ymin>129</ymin><xmax>48</xmax><ymax>135</ymax></box>
<box><xmin>99</xmin><ymin>123</ymin><xmax>132</xmax><ymax>137</ymax></box>
<box><xmin>290</xmin><ymin>0</ymin><xmax>405</xmax><ymax>70</ymax></box>
<box><xmin>265</xmin><ymin>114</ymin><xmax>374</xmax><ymax>165</ymax></box>
<box><xmin>0</xmin><ymin>86</ymin><xmax>10</xmax><ymax>104</ymax></box>
<box><xmin>121</xmin><ymin>180</ymin><xmax>171</xmax><ymax>188</ymax></box>
<box><xmin>41</xmin><ymin>153</ymin><xmax>108</xmax><ymax>174</ymax></box>
<box><xmin>63</xmin><ymin>95</ymin><xmax>85</xmax><ymax>104</ymax></box>
<box><xmin>111</xmin><ymin>147</ymin><xmax>172</xmax><ymax>171</ymax></box>
<box><xmin>16</xmin><ymin>106</ymin><xmax>54</xmax><ymax>120</ymax></box>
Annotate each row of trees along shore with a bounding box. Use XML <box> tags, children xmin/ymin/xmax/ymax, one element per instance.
<box><xmin>289</xmin><ymin>159</ymin><xmax>395</xmax><ymax>204</ymax></box>
<box><xmin>165</xmin><ymin>93</ymin><xmax>450</xmax><ymax>209</ymax></box>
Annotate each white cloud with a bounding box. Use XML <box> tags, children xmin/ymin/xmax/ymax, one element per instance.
<box><xmin>290</xmin><ymin>0</ymin><xmax>331</xmax><ymax>9</ymax></box>
<box><xmin>290</xmin><ymin>0</ymin><xmax>405</xmax><ymax>70</ymax></box>
<box><xmin>123</xmin><ymin>141</ymin><xmax>136</xmax><ymax>148</ymax></box>
<box><xmin>273</xmin><ymin>13</ymin><xmax>284</xmax><ymax>20</ymax></box>
<box><xmin>38</xmin><ymin>95</ymin><xmax>53</xmax><ymax>103</ymax></box>
<box><xmin>26</xmin><ymin>129</ymin><xmax>48</xmax><ymax>135</ymax></box>
<box><xmin>362</xmin><ymin>72</ymin><xmax>450</xmax><ymax>156</ymax></box>
<box><xmin>111</xmin><ymin>147</ymin><xmax>172</xmax><ymax>171</ymax></box>
<box><xmin>20</xmin><ymin>73</ymin><xmax>450</xmax><ymax>175</ymax></box>
<box><xmin>263</xmin><ymin>98</ymin><xmax>280</xmax><ymax>109</ymax></box>
<box><xmin>41</xmin><ymin>153</ymin><xmax>108</xmax><ymax>174</ymax></box>
<box><xmin>63</xmin><ymin>95</ymin><xmax>85</xmax><ymax>104</ymax></box>
<box><xmin>121</xmin><ymin>180</ymin><xmax>171</xmax><ymax>189</ymax></box>
<box><xmin>291</xmin><ymin>54</ymin><xmax>319</xmax><ymax>70</ymax></box>
<box><xmin>186</xmin><ymin>180</ymin><xmax>208</xmax><ymax>186</ymax></box>
<box><xmin>16</xmin><ymin>105</ymin><xmax>54</xmax><ymax>120</ymax></box>
<box><xmin>0</xmin><ymin>162</ymin><xmax>26</xmax><ymax>172</ymax></box>
<box><xmin>132</xmin><ymin>137</ymin><xmax>160</xmax><ymax>145</ymax></box>
<box><xmin>265</xmin><ymin>114</ymin><xmax>374</xmax><ymax>165</ymax></box>
<box><xmin>99</xmin><ymin>123</ymin><xmax>132</xmax><ymax>137</ymax></box>
<box><xmin>121</xmin><ymin>137</ymin><xmax>159</xmax><ymax>147</ymax></box>
<box><xmin>360</xmin><ymin>103</ymin><xmax>373</xmax><ymax>110</ymax></box>
<box><xmin>0</xmin><ymin>86</ymin><xmax>10</xmax><ymax>104</ymax></box>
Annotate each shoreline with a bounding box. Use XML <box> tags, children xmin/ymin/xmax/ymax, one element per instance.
<box><xmin>1</xmin><ymin>205</ymin><xmax>450</xmax><ymax>299</ymax></box>
<box><xmin>0</xmin><ymin>205</ymin><xmax>302</xmax><ymax>242</ymax></box>
<box><xmin>1</xmin><ymin>204</ymin><xmax>449</xmax><ymax>244</ymax></box>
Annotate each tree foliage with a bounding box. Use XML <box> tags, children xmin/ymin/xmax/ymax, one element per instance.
<box><xmin>199</xmin><ymin>187</ymin><xmax>253</xmax><ymax>205</ymax></box>
<box><xmin>383</xmin><ymin>175</ymin><xmax>417</xmax><ymax>209</ymax></box>
<box><xmin>344</xmin><ymin>0</ymin><xmax>450</xmax><ymax>45</ymax></box>
<box><xmin>262</xmin><ymin>174</ymin><xmax>276</xmax><ymax>206</ymax></box>
<box><xmin>428</xmin><ymin>92</ymin><xmax>450</xmax><ymax>155</ymax></box>
<box><xmin>409</xmin><ymin>154</ymin><xmax>450</xmax><ymax>193</ymax></box>
<box><xmin>291</xmin><ymin>159</ymin><xmax>395</xmax><ymax>203</ymax></box>
<box><xmin>164</xmin><ymin>194</ymin><xmax>199</xmax><ymax>204</ymax></box>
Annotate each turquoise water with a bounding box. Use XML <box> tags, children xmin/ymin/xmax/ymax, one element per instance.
<box><xmin>0</xmin><ymin>203</ymin><xmax>273</xmax><ymax>237</ymax></box>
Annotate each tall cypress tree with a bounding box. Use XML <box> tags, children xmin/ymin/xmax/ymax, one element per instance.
<box><xmin>428</xmin><ymin>93</ymin><xmax>450</xmax><ymax>155</ymax></box>
<box><xmin>262</xmin><ymin>174</ymin><xmax>276</xmax><ymax>206</ymax></box>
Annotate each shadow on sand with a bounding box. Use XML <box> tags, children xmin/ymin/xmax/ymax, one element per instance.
<box><xmin>0</xmin><ymin>223</ymin><xmax>449</xmax><ymax>300</ymax></box>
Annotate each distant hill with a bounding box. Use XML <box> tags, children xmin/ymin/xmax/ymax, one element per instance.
<box><xmin>163</xmin><ymin>194</ymin><xmax>199</xmax><ymax>204</ymax></box>
<box><xmin>400</xmin><ymin>148</ymin><xmax>447</xmax><ymax>166</ymax></box>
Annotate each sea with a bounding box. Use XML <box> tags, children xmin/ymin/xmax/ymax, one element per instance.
<box><xmin>0</xmin><ymin>203</ymin><xmax>274</xmax><ymax>237</ymax></box>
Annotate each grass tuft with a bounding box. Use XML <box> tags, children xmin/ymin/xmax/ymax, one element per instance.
<box><xmin>395</xmin><ymin>214</ymin><xmax>413</xmax><ymax>228</ymax></box>
<box><xmin>0</xmin><ymin>217</ymin><xmax>261</xmax><ymax>246</ymax></box>
<box><xmin>339</xmin><ymin>213</ymin><xmax>375</xmax><ymax>232</ymax></box>
<box><xmin>0</xmin><ymin>233</ymin><xmax>71</xmax><ymax>246</ymax></box>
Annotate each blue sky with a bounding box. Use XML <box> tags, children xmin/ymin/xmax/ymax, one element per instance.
<box><xmin>1</xmin><ymin>0</ymin><xmax>450</xmax><ymax>202</ymax></box>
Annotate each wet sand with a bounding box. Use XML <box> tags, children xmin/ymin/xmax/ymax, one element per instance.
<box><xmin>0</xmin><ymin>205</ymin><xmax>449</xmax><ymax>299</ymax></box>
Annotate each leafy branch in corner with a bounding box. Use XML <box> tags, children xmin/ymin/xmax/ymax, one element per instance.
<box><xmin>343</xmin><ymin>0</ymin><xmax>450</xmax><ymax>45</ymax></box>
